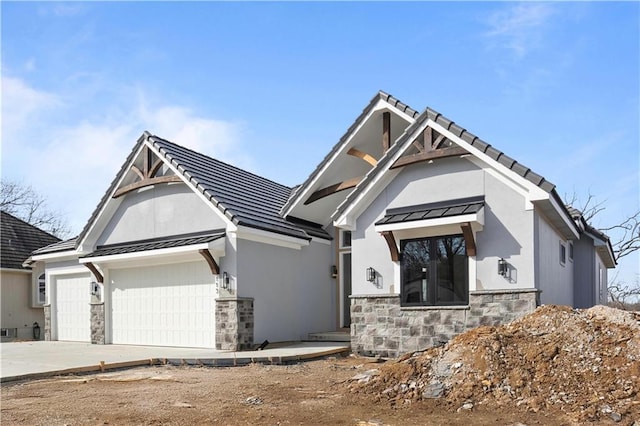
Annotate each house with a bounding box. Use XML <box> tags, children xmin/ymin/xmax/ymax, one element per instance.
<box><xmin>1</xmin><ymin>211</ymin><xmax>61</xmax><ymax>340</ymax></box>
<box><xmin>29</xmin><ymin>91</ymin><xmax>616</xmax><ymax>356</ymax></box>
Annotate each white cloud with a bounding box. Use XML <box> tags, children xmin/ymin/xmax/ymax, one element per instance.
<box><xmin>1</xmin><ymin>75</ymin><xmax>250</xmax><ymax>235</ymax></box>
<box><xmin>485</xmin><ymin>3</ymin><xmax>556</xmax><ymax>57</ymax></box>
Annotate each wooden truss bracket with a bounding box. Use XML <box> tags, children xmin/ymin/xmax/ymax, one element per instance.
<box><xmin>391</xmin><ymin>126</ymin><xmax>467</xmax><ymax>169</ymax></box>
<box><xmin>381</xmin><ymin>231</ymin><xmax>400</xmax><ymax>262</ymax></box>
<box><xmin>113</xmin><ymin>145</ymin><xmax>181</xmax><ymax>198</ymax></box>
<box><xmin>199</xmin><ymin>249</ymin><xmax>220</xmax><ymax>275</ymax></box>
<box><xmin>84</xmin><ymin>262</ymin><xmax>104</xmax><ymax>283</ymax></box>
<box><xmin>382</xmin><ymin>111</ymin><xmax>391</xmax><ymax>152</ymax></box>
<box><xmin>305</xmin><ymin>176</ymin><xmax>363</xmax><ymax>205</ymax></box>
<box><xmin>460</xmin><ymin>222</ymin><xmax>476</xmax><ymax>257</ymax></box>
<box><xmin>347</xmin><ymin>148</ymin><xmax>377</xmax><ymax>167</ymax></box>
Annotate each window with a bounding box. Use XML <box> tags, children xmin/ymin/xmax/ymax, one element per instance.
<box><xmin>37</xmin><ymin>274</ymin><xmax>46</xmax><ymax>305</ymax></box>
<box><xmin>340</xmin><ymin>230</ymin><xmax>352</xmax><ymax>248</ymax></box>
<box><xmin>569</xmin><ymin>242</ymin><xmax>574</xmax><ymax>262</ymax></box>
<box><xmin>401</xmin><ymin>235</ymin><xmax>468</xmax><ymax>306</ymax></box>
<box><xmin>559</xmin><ymin>241</ymin><xmax>566</xmax><ymax>266</ymax></box>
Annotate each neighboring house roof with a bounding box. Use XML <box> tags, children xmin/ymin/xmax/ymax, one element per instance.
<box><xmin>81</xmin><ymin>231</ymin><xmax>225</xmax><ymax>258</ymax></box>
<box><xmin>281</xmin><ymin>90</ymin><xmax>420</xmax><ymax>217</ymax></box>
<box><xmin>0</xmin><ymin>211</ymin><xmax>61</xmax><ymax>270</ymax></box>
<box><xmin>375</xmin><ymin>196</ymin><xmax>485</xmax><ymax>226</ymax></box>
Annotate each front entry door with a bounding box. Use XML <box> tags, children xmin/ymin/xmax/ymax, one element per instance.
<box><xmin>342</xmin><ymin>252</ymin><xmax>352</xmax><ymax>327</ymax></box>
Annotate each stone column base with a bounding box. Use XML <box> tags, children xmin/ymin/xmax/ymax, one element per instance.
<box><xmin>44</xmin><ymin>305</ymin><xmax>52</xmax><ymax>341</ymax></box>
<box><xmin>90</xmin><ymin>302</ymin><xmax>105</xmax><ymax>344</ymax></box>
<box><xmin>215</xmin><ymin>297</ymin><xmax>254</xmax><ymax>351</ymax></box>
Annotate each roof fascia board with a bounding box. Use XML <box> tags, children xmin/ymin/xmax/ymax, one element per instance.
<box><xmin>31</xmin><ymin>250</ymin><xmax>80</xmax><ymax>263</ymax></box>
<box><xmin>281</xmin><ymin>97</ymin><xmax>416</xmax><ymax>219</ymax></box>
<box><xmin>147</xmin><ymin>140</ymin><xmax>238</xmax><ymax>232</ymax></box>
<box><xmin>584</xmin><ymin>230</ymin><xmax>616</xmax><ymax>267</ymax></box>
<box><xmin>375</xmin><ymin>210</ymin><xmax>484</xmax><ymax>233</ymax></box>
<box><xmin>311</xmin><ymin>236</ymin><xmax>332</xmax><ymax>245</ymax></box>
<box><xmin>233</xmin><ymin>225</ymin><xmax>310</xmax><ymax>250</ymax></box>
<box><xmin>546</xmin><ymin>193</ymin><xmax>580</xmax><ymax>239</ymax></box>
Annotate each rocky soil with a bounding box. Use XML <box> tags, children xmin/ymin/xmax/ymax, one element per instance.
<box><xmin>350</xmin><ymin>305</ymin><xmax>640</xmax><ymax>424</ymax></box>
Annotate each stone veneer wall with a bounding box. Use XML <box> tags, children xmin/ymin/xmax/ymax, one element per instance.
<box><xmin>90</xmin><ymin>303</ymin><xmax>105</xmax><ymax>344</ymax></box>
<box><xmin>44</xmin><ymin>305</ymin><xmax>52</xmax><ymax>341</ymax></box>
<box><xmin>215</xmin><ymin>297</ymin><xmax>254</xmax><ymax>351</ymax></box>
<box><xmin>350</xmin><ymin>289</ymin><xmax>540</xmax><ymax>358</ymax></box>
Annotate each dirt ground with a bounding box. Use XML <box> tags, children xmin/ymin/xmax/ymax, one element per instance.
<box><xmin>4</xmin><ymin>356</ymin><xmax>559</xmax><ymax>426</ymax></box>
<box><xmin>2</xmin><ymin>305</ymin><xmax>638</xmax><ymax>425</ymax></box>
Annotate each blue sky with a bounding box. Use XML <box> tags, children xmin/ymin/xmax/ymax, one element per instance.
<box><xmin>2</xmin><ymin>2</ymin><xmax>638</xmax><ymax>283</ymax></box>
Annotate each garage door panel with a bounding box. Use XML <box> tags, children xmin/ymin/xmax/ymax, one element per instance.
<box><xmin>111</xmin><ymin>261</ymin><xmax>216</xmax><ymax>348</ymax></box>
<box><xmin>56</xmin><ymin>274</ymin><xmax>91</xmax><ymax>342</ymax></box>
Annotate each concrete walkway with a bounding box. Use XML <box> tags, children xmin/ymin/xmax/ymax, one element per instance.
<box><xmin>0</xmin><ymin>341</ymin><xmax>350</xmax><ymax>383</ymax></box>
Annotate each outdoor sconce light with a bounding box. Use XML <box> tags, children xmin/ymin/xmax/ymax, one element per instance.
<box><xmin>366</xmin><ymin>267</ymin><xmax>376</xmax><ymax>282</ymax></box>
<box><xmin>498</xmin><ymin>258</ymin><xmax>508</xmax><ymax>277</ymax></box>
<box><xmin>331</xmin><ymin>265</ymin><xmax>338</xmax><ymax>278</ymax></box>
<box><xmin>222</xmin><ymin>272</ymin><xmax>230</xmax><ymax>290</ymax></box>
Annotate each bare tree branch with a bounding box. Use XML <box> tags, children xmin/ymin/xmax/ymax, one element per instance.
<box><xmin>1</xmin><ymin>180</ymin><xmax>71</xmax><ymax>238</ymax></box>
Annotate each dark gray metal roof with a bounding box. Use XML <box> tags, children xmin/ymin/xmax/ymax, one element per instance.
<box><xmin>375</xmin><ymin>196</ymin><xmax>485</xmax><ymax>226</ymax></box>
<box><xmin>334</xmin><ymin>106</ymin><xmax>558</xmax><ymax>220</ymax></box>
<box><xmin>31</xmin><ymin>237</ymin><xmax>78</xmax><ymax>256</ymax></box>
<box><xmin>280</xmin><ymin>90</ymin><xmax>420</xmax><ymax>215</ymax></box>
<box><xmin>1</xmin><ymin>211</ymin><xmax>61</xmax><ymax>269</ymax></box>
<box><xmin>150</xmin><ymin>136</ymin><xmax>330</xmax><ymax>241</ymax></box>
<box><xmin>82</xmin><ymin>231</ymin><xmax>225</xmax><ymax>258</ymax></box>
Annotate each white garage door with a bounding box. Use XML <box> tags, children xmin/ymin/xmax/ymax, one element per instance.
<box><xmin>56</xmin><ymin>273</ymin><xmax>92</xmax><ymax>342</ymax></box>
<box><xmin>110</xmin><ymin>261</ymin><xmax>216</xmax><ymax>348</ymax></box>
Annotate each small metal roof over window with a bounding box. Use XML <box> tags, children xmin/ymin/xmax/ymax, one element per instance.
<box><xmin>81</xmin><ymin>230</ymin><xmax>225</xmax><ymax>258</ymax></box>
<box><xmin>375</xmin><ymin>196</ymin><xmax>485</xmax><ymax>226</ymax></box>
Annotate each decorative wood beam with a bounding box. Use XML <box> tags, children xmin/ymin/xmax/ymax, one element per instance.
<box><xmin>149</xmin><ymin>159</ymin><xmax>163</xmax><ymax>178</ymax></box>
<box><xmin>461</xmin><ymin>222</ymin><xmax>476</xmax><ymax>257</ymax></box>
<box><xmin>390</xmin><ymin>146</ymin><xmax>468</xmax><ymax>169</ymax></box>
<box><xmin>84</xmin><ymin>262</ymin><xmax>104</xmax><ymax>283</ymax></box>
<box><xmin>381</xmin><ymin>231</ymin><xmax>400</xmax><ymax>261</ymax></box>
<box><xmin>412</xmin><ymin>139</ymin><xmax>425</xmax><ymax>154</ymax></box>
<box><xmin>199</xmin><ymin>249</ymin><xmax>220</xmax><ymax>275</ymax></box>
<box><xmin>423</xmin><ymin>126</ymin><xmax>433</xmax><ymax>149</ymax></box>
<box><xmin>130</xmin><ymin>165</ymin><xmax>145</xmax><ymax>180</ymax></box>
<box><xmin>432</xmin><ymin>134</ymin><xmax>447</xmax><ymax>150</ymax></box>
<box><xmin>304</xmin><ymin>176</ymin><xmax>363</xmax><ymax>205</ymax></box>
<box><xmin>113</xmin><ymin>175</ymin><xmax>182</xmax><ymax>198</ymax></box>
<box><xmin>347</xmin><ymin>147</ymin><xmax>377</xmax><ymax>167</ymax></box>
<box><xmin>382</xmin><ymin>111</ymin><xmax>391</xmax><ymax>152</ymax></box>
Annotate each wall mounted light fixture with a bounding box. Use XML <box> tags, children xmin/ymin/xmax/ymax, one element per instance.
<box><xmin>222</xmin><ymin>271</ymin><xmax>230</xmax><ymax>289</ymax></box>
<box><xmin>366</xmin><ymin>267</ymin><xmax>376</xmax><ymax>282</ymax></box>
<box><xmin>498</xmin><ymin>258</ymin><xmax>508</xmax><ymax>277</ymax></box>
<box><xmin>331</xmin><ymin>265</ymin><xmax>338</xmax><ymax>278</ymax></box>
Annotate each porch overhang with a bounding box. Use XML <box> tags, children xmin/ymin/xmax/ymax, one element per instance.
<box><xmin>79</xmin><ymin>230</ymin><xmax>226</xmax><ymax>266</ymax></box>
<box><xmin>374</xmin><ymin>197</ymin><xmax>485</xmax><ymax>260</ymax></box>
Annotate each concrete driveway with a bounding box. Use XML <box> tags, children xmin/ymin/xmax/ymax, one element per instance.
<box><xmin>0</xmin><ymin>341</ymin><xmax>350</xmax><ymax>382</ymax></box>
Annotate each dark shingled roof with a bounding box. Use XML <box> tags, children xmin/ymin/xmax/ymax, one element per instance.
<box><xmin>150</xmin><ymin>136</ymin><xmax>330</xmax><ymax>241</ymax></box>
<box><xmin>281</xmin><ymin>90</ymin><xmax>419</xmax><ymax>215</ymax></box>
<box><xmin>1</xmin><ymin>211</ymin><xmax>61</xmax><ymax>269</ymax></box>
<box><xmin>375</xmin><ymin>196</ymin><xmax>485</xmax><ymax>226</ymax></box>
<box><xmin>82</xmin><ymin>231</ymin><xmax>225</xmax><ymax>258</ymax></box>
<box><xmin>334</xmin><ymin>105</ymin><xmax>557</xmax><ymax>220</ymax></box>
<box><xmin>31</xmin><ymin>237</ymin><xmax>78</xmax><ymax>256</ymax></box>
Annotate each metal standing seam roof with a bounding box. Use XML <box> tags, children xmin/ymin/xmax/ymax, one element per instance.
<box><xmin>333</xmin><ymin>106</ymin><xmax>559</xmax><ymax>221</ymax></box>
<box><xmin>81</xmin><ymin>231</ymin><xmax>225</xmax><ymax>258</ymax></box>
<box><xmin>280</xmin><ymin>90</ymin><xmax>420</xmax><ymax>216</ymax></box>
<box><xmin>375</xmin><ymin>197</ymin><xmax>485</xmax><ymax>226</ymax></box>
<box><xmin>0</xmin><ymin>211</ymin><xmax>61</xmax><ymax>269</ymax></box>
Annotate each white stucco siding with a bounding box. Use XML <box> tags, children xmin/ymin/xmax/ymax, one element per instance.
<box><xmin>352</xmin><ymin>157</ymin><xmax>537</xmax><ymax>297</ymax></box>
<box><xmin>475</xmin><ymin>172</ymin><xmax>535</xmax><ymax>291</ymax></box>
<box><xmin>236</xmin><ymin>238</ymin><xmax>334</xmax><ymax>343</ymax></box>
<box><xmin>97</xmin><ymin>184</ymin><xmax>227</xmax><ymax>245</ymax></box>
<box><xmin>535</xmin><ymin>211</ymin><xmax>573</xmax><ymax>306</ymax></box>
